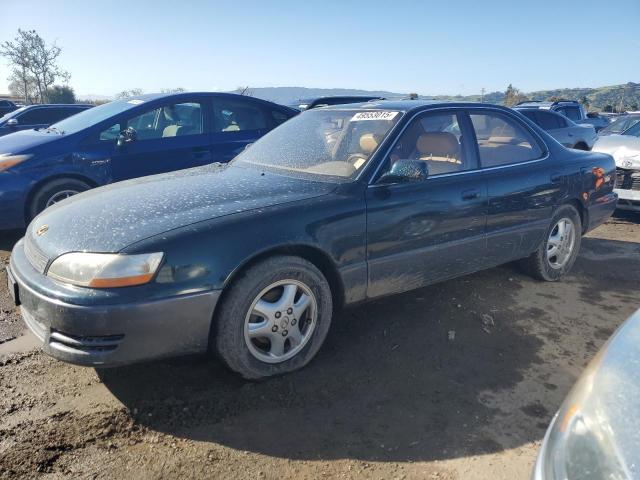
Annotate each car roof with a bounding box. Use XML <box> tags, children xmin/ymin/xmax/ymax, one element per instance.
<box><xmin>516</xmin><ymin>100</ymin><xmax>580</xmax><ymax>108</ymax></box>
<box><xmin>124</xmin><ymin>92</ymin><xmax>295</xmax><ymax>112</ymax></box>
<box><xmin>319</xmin><ymin>99</ymin><xmax>515</xmax><ymax>114</ymax></box>
<box><xmin>18</xmin><ymin>104</ymin><xmax>92</xmax><ymax>109</ymax></box>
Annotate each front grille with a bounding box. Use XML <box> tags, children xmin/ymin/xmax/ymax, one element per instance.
<box><xmin>49</xmin><ymin>329</ymin><xmax>124</xmax><ymax>353</ymax></box>
<box><xmin>24</xmin><ymin>233</ymin><xmax>49</xmax><ymax>274</ymax></box>
<box><xmin>616</xmin><ymin>168</ymin><xmax>640</xmax><ymax>191</ymax></box>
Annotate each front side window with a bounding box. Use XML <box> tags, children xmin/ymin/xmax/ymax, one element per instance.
<box><xmin>18</xmin><ymin>108</ymin><xmax>57</xmax><ymax>124</ymax></box>
<box><xmin>378</xmin><ymin>112</ymin><xmax>471</xmax><ymax>178</ymax></box>
<box><xmin>213</xmin><ymin>99</ymin><xmax>267</xmax><ymax>132</ymax></box>
<box><xmin>126</xmin><ymin>102</ymin><xmax>203</xmax><ymax>140</ymax></box>
<box><xmin>558</xmin><ymin>106</ymin><xmax>581</xmax><ymax>121</ymax></box>
<box><xmin>471</xmin><ymin>112</ymin><xmax>544</xmax><ymax>167</ymax></box>
<box><xmin>235</xmin><ymin>109</ymin><xmax>402</xmax><ymax>180</ymax></box>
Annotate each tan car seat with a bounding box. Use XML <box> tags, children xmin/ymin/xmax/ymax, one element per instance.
<box><xmin>416</xmin><ymin>132</ymin><xmax>462</xmax><ymax>175</ymax></box>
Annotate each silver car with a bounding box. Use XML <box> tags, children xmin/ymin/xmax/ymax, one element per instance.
<box><xmin>516</xmin><ymin>107</ymin><xmax>597</xmax><ymax>150</ymax></box>
<box><xmin>533</xmin><ymin>309</ymin><xmax>640</xmax><ymax>479</ymax></box>
<box><xmin>592</xmin><ymin>120</ymin><xmax>640</xmax><ymax>211</ymax></box>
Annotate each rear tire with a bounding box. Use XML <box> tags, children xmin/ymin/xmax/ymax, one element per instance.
<box><xmin>520</xmin><ymin>204</ymin><xmax>582</xmax><ymax>281</ymax></box>
<box><xmin>214</xmin><ymin>255</ymin><xmax>333</xmax><ymax>380</ymax></box>
<box><xmin>29</xmin><ymin>178</ymin><xmax>91</xmax><ymax>221</ymax></box>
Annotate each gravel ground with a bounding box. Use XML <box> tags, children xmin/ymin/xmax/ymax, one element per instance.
<box><xmin>0</xmin><ymin>212</ymin><xmax>638</xmax><ymax>479</ymax></box>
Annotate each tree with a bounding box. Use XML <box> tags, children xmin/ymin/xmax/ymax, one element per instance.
<box><xmin>603</xmin><ymin>104</ymin><xmax>614</xmax><ymax>113</ymax></box>
<box><xmin>579</xmin><ymin>95</ymin><xmax>590</xmax><ymax>110</ymax></box>
<box><xmin>234</xmin><ymin>86</ymin><xmax>253</xmax><ymax>96</ymax></box>
<box><xmin>160</xmin><ymin>87</ymin><xmax>186</xmax><ymax>93</ymax></box>
<box><xmin>1</xmin><ymin>29</ymin><xmax>33</xmax><ymax>104</ymax></box>
<box><xmin>115</xmin><ymin>88</ymin><xmax>144</xmax><ymax>99</ymax></box>
<box><xmin>504</xmin><ymin>84</ymin><xmax>528</xmax><ymax>107</ymax></box>
<box><xmin>46</xmin><ymin>85</ymin><xmax>76</xmax><ymax>103</ymax></box>
<box><xmin>7</xmin><ymin>69</ymin><xmax>38</xmax><ymax>104</ymax></box>
<box><xmin>408</xmin><ymin>92</ymin><xmax>419</xmax><ymax>100</ymax></box>
<box><xmin>1</xmin><ymin>29</ymin><xmax>69</xmax><ymax>103</ymax></box>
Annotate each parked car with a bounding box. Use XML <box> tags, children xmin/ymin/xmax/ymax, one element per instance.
<box><xmin>0</xmin><ymin>104</ymin><xmax>92</xmax><ymax>137</ymax></box>
<box><xmin>517</xmin><ymin>100</ymin><xmax>609</xmax><ymax>131</ymax></box>
<box><xmin>7</xmin><ymin>101</ymin><xmax>617</xmax><ymax>379</ymax></box>
<box><xmin>0</xmin><ymin>92</ymin><xmax>297</xmax><ymax>229</ymax></box>
<box><xmin>0</xmin><ymin>99</ymin><xmax>18</xmax><ymax>116</ymax></box>
<box><xmin>532</xmin><ymin>308</ymin><xmax>640</xmax><ymax>480</ymax></box>
<box><xmin>592</xmin><ymin>121</ymin><xmax>640</xmax><ymax>211</ymax></box>
<box><xmin>515</xmin><ymin>107</ymin><xmax>597</xmax><ymax>150</ymax></box>
<box><xmin>598</xmin><ymin>113</ymin><xmax>640</xmax><ymax>136</ymax></box>
<box><xmin>289</xmin><ymin>95</ymin><xmax>384</xmax><ymax>111</ymax></box>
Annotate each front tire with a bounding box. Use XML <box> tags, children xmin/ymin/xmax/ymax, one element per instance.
<box><xmin>29</xmin><ymin>178</ymin><xmax>91</xmax><ymax>221</ymax></box>
<box><xmin>214</xmin><ymin>255</ymin><xmax>333</xmax><ymax>380</ymax></box>
<box><xmin>520</xmin><ymin>204</ymin><xmax>582</xmax><ymax>281</ymax></box>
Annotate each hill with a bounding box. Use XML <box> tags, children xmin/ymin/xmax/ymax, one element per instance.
<box><xmin>247</xmin><ymin>82</ymin><xmax>640</xmax><ymax>111</ymax></box>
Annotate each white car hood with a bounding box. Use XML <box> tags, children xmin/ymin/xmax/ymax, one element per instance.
<box><xmin>592</xmin><ymin>135</ymin><xmax>640</xmax><ymax>170</ymax></box>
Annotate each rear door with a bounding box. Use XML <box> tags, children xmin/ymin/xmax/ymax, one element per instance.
<box><xmin>539</xmin><ymin>111</ymin><xmax>572</xmax><ymax>147</ymax></box>
<box><xmin>470</xmin><ymin>109</ymin><xmax>561</xmax><ymax>264</ymax></box>
<box><xmin>366</xmin><ymin>109</ymin><xmax>488</xmax><ymax>298</ymax></box>
<box><xmin>210</xmin><ymin>97</ymin><xmax>291</xmax><ymax>163</ymax></box>
<box><xmin>106</xmin><ymin>96</ymin><xmax>213</xmax><ymax>181</ymax></box>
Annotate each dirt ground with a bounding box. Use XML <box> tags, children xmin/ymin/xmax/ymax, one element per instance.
<box><xmin>0</xmin><ymin>213</ymin><xmax>638</xmax><ymax>480</ymax></box>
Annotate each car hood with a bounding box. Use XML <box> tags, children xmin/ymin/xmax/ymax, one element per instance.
<box><xmin>592</xmin><ymin>134</ymin><xmax>640</xmax><ymax>169</ymax></box>
<box><xmin>0</xmin><ymin>128</ymin><xmax>60</xmax><ymax>153</ymax></box>
<box><xmin>28</xmin><ymin>163</ymin><xmax>337</xmax><ymax>259</ymax></box>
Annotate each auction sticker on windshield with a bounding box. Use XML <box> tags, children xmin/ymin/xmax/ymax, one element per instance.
<box><xmin>351</xmin><ymin>111</ymin><xmax>399</xmax><ymax>121</ymax></box>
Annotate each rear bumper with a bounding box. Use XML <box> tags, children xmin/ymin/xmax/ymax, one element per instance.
<box><xmin>9</xmin><ymin>241</ymin><xmax>220</xmax><ymax>367</ymax></box>
<box><xmin>585</xmin><ymin>192</ymin><xmax>618</xmax><ymax>232</ymax></box>
<box><xmin>615</xmin><ymin>188</ymin><xmax>640</xmax><ymax>211</ymax></box>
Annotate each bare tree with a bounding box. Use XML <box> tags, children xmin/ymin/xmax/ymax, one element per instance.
<box><xmin>1</xmin><ymin>29</ymin><xmax>69</xmax><ymax>103</ymax></box>
<box><xmin>235</xmin><ymin>86</ymin><xmax>253</xmax><ymax>96</ymax></box>
<box><xmin>1</xmin><ymin>29</ymin><xmax>33</xmax><ymax>103</ymax></box>
<box><xmin>115</xmin><ymin>88</ymin><xmax>144</xmax><ymax>99</ymax></box>
<box><xmin>160</xmin><ymin>87</ymin><xmax>186</xmax><ymax>93</ymax></box>
<box><xmin>7</xmin><ymin>69</ymin><xmax>38</xmax><ymax>104</ymax></box>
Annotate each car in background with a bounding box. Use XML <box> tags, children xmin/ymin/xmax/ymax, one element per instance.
<box><xmin>0</xmin><ymin>99</ymin><xmax>18</xmax><ymax>116</ymax></box>
<box><xmin>289</xmin><ymin>95</ymin><xmax>384</xmax><ymax>111</ymax></box>
<box><xmin>532</xmin><ymin>308</ymin><xmax>640</xmax><ymax>480</ymax></box>
<box><xmin>516</xmin><ymin>107</ymin><xmax>597</xmax><ymax>150</ymax></box>
<box><xmin>7</xmin><ymin>101</ymin><xmax>617</xmax><ymax>379</ymax></box>
<box><xmin>0</xmin><ymin>92</ymin><xmax>297</xmax><ymax>229</ymax></box>
<box><xmin>598</xmin><ymin>113</ymin><xmax>640</xmax><ymax>136</ymax></box>
<box><xmin>592</xmin><ymin>120</ymin><xmax>640</xmax><ymax>211</ymax></box>
<box><xmin>517</xmin><ymin>100</ymin><xmax>609</xmax><ymax>131</ymax></box>
<box><xmin>0</xmin><ymin>104</ymin><xmax>92</xmax><ymax>137</ymax></box>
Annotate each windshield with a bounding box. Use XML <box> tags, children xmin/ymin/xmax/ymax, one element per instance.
<box><xmin>623</xmin><ymin>121</ymin><xmax>640</xmax><ymax>137</ymax></box>
<box><xmin>49</xmin><ymin>99</ymin><xmax>142</xmax><ymax>134</ymax></box>
<box><xmin>600</xmin><ymin>115</ymin><xmax>640</xmax><ymax>135</ymax></box>
<box><xmin>235</xmin><ymin>109</ymin><xmax>402</xmax><ymax>180</ymax></box>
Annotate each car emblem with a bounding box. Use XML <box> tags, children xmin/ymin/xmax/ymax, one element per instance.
<box><xmin>623</xmin><ymin>160</ymin><xmax>633</xmax><ymax>169</ymax></box>
<box><xmin>36</xmin><ymin>225</ymin><xmax>49</xmax><ymax>236</ymax></box>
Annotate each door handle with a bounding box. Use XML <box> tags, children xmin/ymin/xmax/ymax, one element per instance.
<box><xmin>461</xmin><ymin>189</ymin><xmax>481</xmax><ymax>200</ymax></box>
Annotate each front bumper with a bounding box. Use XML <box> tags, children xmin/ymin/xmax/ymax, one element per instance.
<box><xmin>8</xmin><ymin>240</ymin><xmax>221</xmax><ymax>367</ymax></box>
<box><xmin>614</xmin><ymin>187</ymin><xmax>640</xmax><ymax>211</ymax></box>
<box><xmin>0</xmin><ymin>172</ymin><xmax>31</xmax><ymax>230</ymax></box>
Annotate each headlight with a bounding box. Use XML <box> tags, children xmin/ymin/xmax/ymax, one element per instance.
<box><xmin>0</xmin><ymin>153</ymin><xmax>31</xmax><ymax>172</ymax></box>
<box><xmin>47</xmin><ymin>252</ymin><xmax>164</xmax><ymax>288</ymax></box>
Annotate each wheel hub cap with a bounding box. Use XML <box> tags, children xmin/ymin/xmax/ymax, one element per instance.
<box><xmin>546</xmin><ymin>218</ymin><xmax>576</xmax><ymax>269</ymax></box>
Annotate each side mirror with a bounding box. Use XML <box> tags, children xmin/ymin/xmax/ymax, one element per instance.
<box><xmin>117</xmin><ymin>127</ymin><xmax>137</xmax><ymax>147</ymax></box>
<box><xmin>6</xmin><ymin>118</ymin><xmax>18</xmax><ymax>127</ymax></box>
<box><xmin>379</xmin><ymin>159</ymin><xmax>429</xmax><ymax>184</ymax></box>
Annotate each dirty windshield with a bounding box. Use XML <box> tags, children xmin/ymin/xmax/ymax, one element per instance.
<box><xmin>235</xmin><ymin>109</ymin><xmax>402</xmax><ymax>180</ymax></box>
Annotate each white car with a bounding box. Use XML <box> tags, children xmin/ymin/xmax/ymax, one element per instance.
<box><xmin>592</xmin><ymin>120</ymin><xmax>640</xmax><ymax>211</ymax></box>
<box><xmin>516</xmin><ymin>107</ymin><xmax>597</xmax><ymax>150</ymax></box>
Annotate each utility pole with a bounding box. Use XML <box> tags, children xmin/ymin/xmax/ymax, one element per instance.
<box><xmin>481</xmin><ymin>88</ymin><xmax>485</xmax><ymax>103</ymax></box>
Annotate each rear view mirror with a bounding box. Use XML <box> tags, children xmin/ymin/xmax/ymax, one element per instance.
<box><xmin>379</xmin><ymin>159</ymin><xmax>429</xmax><ymax>184</ymax></box>
<box><xmin>6</xmin><ymin>118</ymin><xmax>18</xmax><ymax>127</ymax></box>
<box><xmin>117</xmin><ymin>127</ymin><xmax>137</xmax><ymax>147</ymax></box>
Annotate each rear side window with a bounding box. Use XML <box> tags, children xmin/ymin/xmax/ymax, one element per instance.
<box><xmin>470</xmin><ymin>112</ymin><xmax>544</xmax><ymax>168</ymax></box>
<box><xmin>19</xmin><ymin>107</ymin><xmax>74</xmax><ymax>125</ymax></box>
<box><xmin>213</xmin><ymin>99</ymin><xmax>268</xmax><ymax>132</ymax></box>
<box><xmin>536</xmin><ymin>111</ymin><xmax>564</xmax><ymax>131</ymax></box>
<box><xmin>558</xmin><ymin>106</ymin><xmax>581</xmax><ymax>121</ymax></box>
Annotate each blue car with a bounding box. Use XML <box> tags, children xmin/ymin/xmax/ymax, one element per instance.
<box><xmin>0</xmin><ymin>104</ymin><xmax>92</xmax><ymax>137</ymax></box>
<box><xmin>0</xmin><ymin>92</ymin><xmax>297</xmax><ymax>230</ymax></box>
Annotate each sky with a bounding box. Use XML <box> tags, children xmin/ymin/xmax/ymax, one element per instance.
<box><xmin>1</xmin><ymin>0</ymin><xmax>638</xmax><ymax>98</ymax></box>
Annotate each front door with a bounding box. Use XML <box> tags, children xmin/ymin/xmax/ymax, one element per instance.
<box><xmin>366</xmin><ymin>110</ymin><xmax>488</xmax><ymax>298</ymax></box>
<box><xmin>108</xmin><ymin>97</ymin><xmax>212</xmax><ymax>181</ymax></box>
